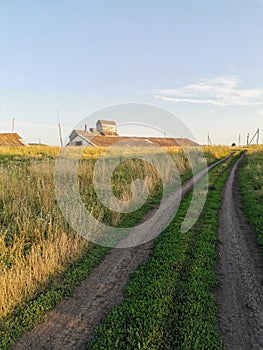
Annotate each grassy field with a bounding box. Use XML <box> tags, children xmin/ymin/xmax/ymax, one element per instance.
<box><xmin>0</xmin><ymin>145</ymin><xmax>230</xmax><ymax>348</ymax></box>
<box><xmin>239</xmin><ymin>145</ymin><xmax>263</xmax><ymax>254</ymax></box>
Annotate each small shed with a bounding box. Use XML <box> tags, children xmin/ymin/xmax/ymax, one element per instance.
<box><xmin>0</xmin><ymin>133</ymin><xmax>28</xmax><ymax>147</ymax></box>
<box><xmin>96</xmin><ymin>120</ymin><xmax>118</xmax><ymax>136</ymax></box>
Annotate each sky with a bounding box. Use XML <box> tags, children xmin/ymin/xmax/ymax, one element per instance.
<box><xmin>0</xmin><ymin>0</ymin><xmax>263</xmax><ymax>145</ymax></box>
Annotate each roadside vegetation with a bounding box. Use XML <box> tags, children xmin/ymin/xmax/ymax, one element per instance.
<box><xmin>239</xmin><ymin>145</ymin><xmax>263</xmax><ymax>254</ymax></box>
<box><xmin>87</xmin><ymin>152</ymin><xmax>241</xmax><ymax>350</ymax></box>
<box><xmin>0</xmin><ymin>145</ymin><xmax>230</xmax><ymax>348</ymax></box>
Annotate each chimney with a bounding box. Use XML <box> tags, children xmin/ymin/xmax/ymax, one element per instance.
<box><xmin>84</xmin><ymin>124</ymin><xmax>87</xmax><ymax>132</ymax></box>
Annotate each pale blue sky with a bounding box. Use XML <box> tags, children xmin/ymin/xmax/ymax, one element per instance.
<box><xmin>0</xmin><ymin>0</ymin><xmax>263</xmax><ymax>145</ymax></box>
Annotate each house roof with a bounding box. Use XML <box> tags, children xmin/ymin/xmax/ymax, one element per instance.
<box><xmin>0</xmin><ymin>133</ymin><xmax>28</xmax><ymax>147</ymax></box>
<box><xmin>97</xmin><ymin>120</ymin><xmax>116</xmax><ymax>126</ymax></box>
<box><xmin>72</xmin><ymin>130</ymin><xmax>95</xmax><ymax>138</ymax></box>
<box><xmin>70</xmin><ymin>130</ymin><xmax>199</xmax><ymax>147</ymax></box>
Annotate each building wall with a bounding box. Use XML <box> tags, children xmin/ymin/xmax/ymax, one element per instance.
<box><xmin>69</xmin><ymin>135</ymin><xmax>93</xmax><ymax>146</ymax></box>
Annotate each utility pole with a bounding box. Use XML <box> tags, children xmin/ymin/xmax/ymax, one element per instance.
<box><xmin>238</xmin><ymin>133</ymin><xmax>241</xmax><ymax>146</ymax></box>
<box><xmin>11</xmin><ymin>118</ymin><xmax>15</xmax><ymax>133</ymax></box>
<box><xmin>57</xmin><ymin>109</ymin><xmax>63</xmax><ymax>147</ymax></box>
<box><xmin>248</xmin><ymin>128</ymin><xmax>260</xmax><ymax>146</ymax></box>
<box><xmin>207</xmin><ymin>132</ymin><xmax>212</xmax><ymax>146</ymax></box>
<box><xmin>247</xmin><ymin>133</ymin><xmax>250</xmax><ymax>146</ymax></box>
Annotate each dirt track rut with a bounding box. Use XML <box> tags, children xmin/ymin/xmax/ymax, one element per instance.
<box><xmin>13</xmin><ymin>244</ymin><xmax>154</xmax><ymax>350</ymax></box>
<box><xmin>217</xmin><ymin>154</ymin><xmax>263</xmax><ymax>350</ymax></box>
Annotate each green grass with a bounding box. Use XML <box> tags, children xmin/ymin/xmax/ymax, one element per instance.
<box><xmin>239</xmin><ymin>147</ymin><xmax>263</xmax><ymax>254</ymax></box>
<box><xmin>87</xmin><ymin>153</ymin><xmax>241</xmax><ymax>349</ymax></box>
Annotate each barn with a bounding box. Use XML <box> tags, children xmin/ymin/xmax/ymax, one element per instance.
<box><xmin>68</xmin><ymin>128</ymin><xmax>198</xmax><ymax>147</ymax></box>
<box><xmin>67</xmin><ymin>119</ymin><xmax>199</xmax><ymax>147</ymax></box>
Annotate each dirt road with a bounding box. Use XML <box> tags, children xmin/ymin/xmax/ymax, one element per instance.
<box><xmin>217</xmin><ymin>154</ymin><xmax>263</xmax><ymax>350</ymax></box>
<box><xmin>12</xmin><ymin>157</ymin><xmax>228</xmax><ymax>350</ymax></box>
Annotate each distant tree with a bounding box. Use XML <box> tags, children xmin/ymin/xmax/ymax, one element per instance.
<box><xmin>231</xmin><ymin>143</ymin><xmax>236</xmax><ymax>147</ymax></box>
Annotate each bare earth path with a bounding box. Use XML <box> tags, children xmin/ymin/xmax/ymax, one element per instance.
<box><xmin>217</xmin><ymin>154</ymin><xmax>263</xmax><ymax>350</ymax></box>
<box><xmin>13</xmin><ymin>157</ymin><xmax>228</xmax><ymax>350</ymax></box>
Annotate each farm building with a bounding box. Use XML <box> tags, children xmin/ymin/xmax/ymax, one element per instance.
<box><xmin>68</xmin><ymin>121</ymin><xmax>198</xmax><ymax>147</ymax></box>
<box><xmin>0</xmin><ymin>133</ymin><xmax>28</xmax><ymax>147</ymax></box>
<box><xmin>96</xmin><ymin>120</ymin><xmax>118</xmax><ymax>136</ymax></box>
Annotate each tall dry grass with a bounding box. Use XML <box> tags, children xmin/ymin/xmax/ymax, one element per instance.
<box><xmin>0</xmin><ymin>145</ymin><xmax>231</xmax><ymax>318</ymax></box>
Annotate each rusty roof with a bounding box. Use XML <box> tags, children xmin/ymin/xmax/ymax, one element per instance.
<box><xmin>0</xmin><ymin>133</ymin><xmax>28</xmax><ymax>147</ymax></box>
<box><xmin>71</xmin><ymin>131</ymin><xmax>199</xmax><ymax>147</ymax></box>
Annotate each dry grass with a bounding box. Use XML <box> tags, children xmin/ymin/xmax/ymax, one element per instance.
<box><xmin>0</xmin><ymin>232</ymin><xmax>85</xmax><ymax>315</ymax></box>
<box><xmin>0</xmin><ymin>145</ymin><xmax>59</xmax><ymax>158</ymax></box>
<box><xmin>0</xmin><ymin>145</ymin><xmax>231</xmax><ymax>318</ymax></box>
<box><xmin>245</xmin><ymin>144</ymin><xmax>263</xmax><ymax>154</ymax></box>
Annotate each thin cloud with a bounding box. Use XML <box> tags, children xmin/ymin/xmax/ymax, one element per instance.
<box><xmin>154</xmin><ymin>76</ymin><xmax>263</xmax><ymax>107</ymax></box>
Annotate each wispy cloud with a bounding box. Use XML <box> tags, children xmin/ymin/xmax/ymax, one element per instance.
<box><xmin>154</xmin><ymin>76</ymin><xmax>263</xmax><ymax>107</ymax></box>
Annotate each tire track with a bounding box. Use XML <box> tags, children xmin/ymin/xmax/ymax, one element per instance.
<box><xmin>217</xmin><ymin>154</ymin><xmax>263</xmax><ymax>350</ymax></box>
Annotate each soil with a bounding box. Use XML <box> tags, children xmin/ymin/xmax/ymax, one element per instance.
<box><xmin>12</xmin><ymin>156</ymin><xmax>229</xmax><ymax>350</ymax></box>
<box><xmin>217</xmin><ymin>154</ymin><xmax>263</xmax><ymax>350</ymax></box>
